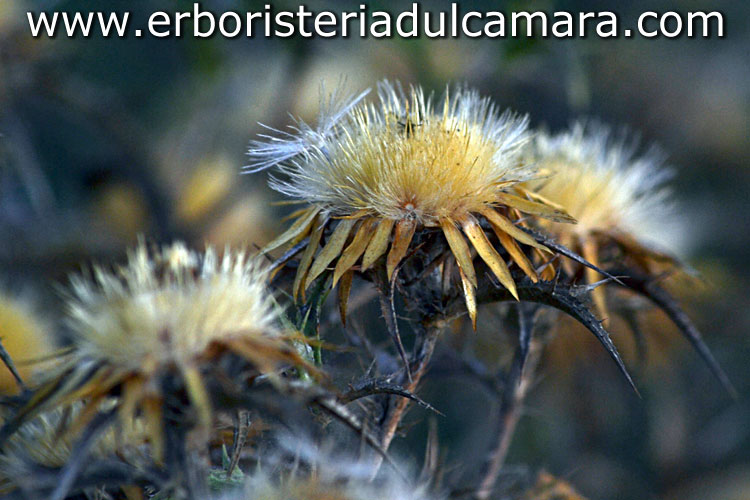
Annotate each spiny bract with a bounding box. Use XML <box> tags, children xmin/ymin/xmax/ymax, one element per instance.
<box><xmin>248</xmin><ymin>81</ymin><xmax>576</xmax><ymax>327</ymax></box>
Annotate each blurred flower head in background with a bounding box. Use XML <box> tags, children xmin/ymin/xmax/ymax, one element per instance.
<box><xmin>23</xmin><ymin>241</ymin><xmax>310</xmax><ymax>464</ymax></box>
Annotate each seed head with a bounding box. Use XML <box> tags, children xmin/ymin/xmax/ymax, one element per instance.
<box><xmin>67</xmin><ymin>241</ymin><xmax>279</xmax><ymax>370</ymax></box>
<box><xmin>528</xmin><ymin>122</ymin><xmax>683</xmax><ymax>253</ymax></box>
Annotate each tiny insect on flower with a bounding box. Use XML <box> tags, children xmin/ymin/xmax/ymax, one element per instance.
<box><xmin>12</xmin><ymin>242</ymin><xmax>312</xmax><ymax>464</ymax></box>
<box><xmin>247</xmin><ymin>81</ymin><xmax>576</xmax><ymax>328</ymax></box>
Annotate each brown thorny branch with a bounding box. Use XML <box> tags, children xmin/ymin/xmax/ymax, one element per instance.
<box><xmin>330</xmin><ymin>224</ymin><xmax>638</xmax><ymax>477</ymax></box>
<box><xmin>263</xmin><ymin>218</ymin><xmax>733</xmax><ymax>489</ymax></box>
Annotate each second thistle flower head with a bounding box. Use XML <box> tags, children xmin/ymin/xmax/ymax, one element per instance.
<box><xmin>22</xmin><ymin>242</ymin><xmax>306</xmax><ymax>464</ymax></box>
<box><xmin>67</xmin><ymin>242</ymin><xmax>279</xmax><ymax>371</ymax></box>
<box><xmin>249</xmin><ymin>81</ymin><xmax>575</xmax><ymax>326</ymax></box>
<box><xmin>524</xmin><ymin>122</ymin><xmax>686</xmax><ymax>319</ymax></box>
<box><xmin>527</xmin><ymin>122</ymin><xmax>684</xmax><ymax>256</ymax></box>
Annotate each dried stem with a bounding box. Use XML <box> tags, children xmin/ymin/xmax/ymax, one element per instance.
<box><xmin>371</xmin><ymin>321</ymin><xmax>442</xmax><ymax>475</ymax></box>
<box><xmin>475</xmin><ymin>304</ymin><xmax>544</xmax><ymax>500</ymax></box>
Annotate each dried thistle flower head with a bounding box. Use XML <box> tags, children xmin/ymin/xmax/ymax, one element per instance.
<box><xmin>528</xmin><ymin>122</ymin><xmax>683</xmax><ymax>253</ymax></box>
<box><xmin>524</xmin><ymin>123</ymin><xmax>735</xmax><ymax>395</ymax></box>
<box><xmin>248</xmin><ymin>81</ymin><xmax>575</xmax><ymax>327</ymax></box>
<box><xmin>67</xmin><ymin>242</ymin><xmax>278</xmax><ymax>372</ymax></box>
<box><xmin>525</xmin><ymin>122</ymin><xmax>685</xmax><ymax>317</ymax></box>
<box><xmin>19</xmin><ymin>242</ymin><xmax>307</xmax><ymax>464</ymax></box>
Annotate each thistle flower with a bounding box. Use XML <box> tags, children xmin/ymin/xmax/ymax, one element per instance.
<box><xmin>11</xmin><ymin>242</ymin><xmax>307</xmax><ymax>464</ymax></box>
<box><xmin>524</xmin><ymin>122</ymin><xmax>684</xmax><ymax>318</ymax></box>
<box><xmin>248</xmin><ymin>81</ymin><xmax>575</xmax><ymax>327</ymax></box>
<box><xmin>523</xmin><ymin>123</ymin><xmax>734</xmax><ymax>394</ymax></box>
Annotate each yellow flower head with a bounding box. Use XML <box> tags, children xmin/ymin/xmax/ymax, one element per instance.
<box><xmin>248</xmin><ymin>81</ymin><xmax>575</xmax><ymax>326</ymax></box>
<box><xmin>527</xmin><ymin>122</ymin><xmax>683</xmax><ymax>252</ymax></box>
<box><xmin>30</xmin><ymin>242</ymin><xmax>306</xmax><ymax>463</ymax></box>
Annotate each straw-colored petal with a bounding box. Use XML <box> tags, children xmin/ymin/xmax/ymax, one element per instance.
<box><xmin>496</xmin><ymin>227</ymin><xmax>538</xmax><ymax>282</ymax></box>
<box><xmin>582</xmin><ymin>238</ymin><xmax>609</xmax><ymax>325</ymax></box>
<box><xmin>459</xmin><ymin>268</ymin><xmax>477</xmax><ymax>330</ymax></box>
<box><xmin>181</xmin><ymin>364</ymin><xmax>212</xmax><ymax>433</ymax></box>
<box><xmin>559</xmin><ymin>234</ymin><xmax>578</xmax><ymax>278</ymax></box>
<box><xmin>497</xmin><ymin>192</ymin><xmax>577</xmax><ymax>223</ymax></box>
<box><xmin>293</xmin><ymin>216</ymin><xmax>325</xmax><ymax>301</ymax></box>
<box><xmin>480</xmin><ymin>207</ymin><xmax>551</xmax><ymax>253</ymax></box>
<box><xmin>461</xmin><ymin>215</ymin><xmax>518</xmax><ymax>300</ymax></box>
<box><xmin>514</xmin><ymin>186</ymin><xmax>569</xmax><ymax>213</ymax></box>
<box><xmin>441</xmin><ymin>218</ymin><xmax>477</xmax><ymax>288</ymax></box>
<box><xmin>333</xmin><ymin>218</ymin><xmax>376</xmax><ymax>286</ymax></box>
<box><xmin>361</xmin><ymin>218</ymin><xmax>396</xmax><ymax>271</ymax></box>
<box><xmin>386</xmin><ymin>218</ymin><xmax>417</xmax><ymax>280</ymax></box>
<box><xmin>118</xmin><ymin>377</ymin><xmax>145</xmax><ymax>428</ymax></box>
<box><xmin>281</xmin><ymin>206</ymin><xmax>312</xmax><ymax>222</ymax></box>
<box><xmin>261</xmin><ymin>208</ymin><xmax>319</xmax><ymax>254</ymax></box>
<box><xmin>143</xmin><ymin>396</ymin><xmax>164</xmax><ymax>464</ymax></box>
<box><xmin>305</xmin><ymin>218</ymin><xmax>357</xmax><ymax>290</ymax></box>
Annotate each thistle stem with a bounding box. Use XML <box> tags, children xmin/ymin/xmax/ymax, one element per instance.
<box><xmin>475</xmin><ymin>306</ymin><xmax>544</xmax><ymax>500</ymax></box>
<box><xmin>371</xmin><ymin>322</ymin><xmax>441</xmax><ymax>475</ymax></box>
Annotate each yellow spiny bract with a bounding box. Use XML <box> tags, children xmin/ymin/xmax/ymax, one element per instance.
<box><xmin>525</xmin><ymin>122</ymin><xmax>685</xmax><ymax>319</ymax></box>
<box><xmin>249</xmin><ymin>81</ymin><xmax>576</xmax><ymax>327</ymax></box>
<box><xmin>30</xmin><ymin>242</ymin><xmax>307</xmax><ymax>464</ymax></box>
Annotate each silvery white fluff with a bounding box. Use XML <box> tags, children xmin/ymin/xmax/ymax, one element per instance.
<box><xmin>65</xmin><ymin>241</ymin><xmax>280</xmax><ymax>371</ymax></box>
<box><xmin>218</xmin><ymin>434</ymin><xmax>439</xmax><ymax>500</ymax></box>
<box><xmin>529</xmin><ymin>121</ymin><xmax>689</xmax><ymax>256</ymax></box>
<box><xmin>245</xmin><ymin>80</ymin><xmax>371</xmax><ymax>174</ymax></box>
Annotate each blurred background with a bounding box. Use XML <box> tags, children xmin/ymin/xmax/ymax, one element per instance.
<box><xmin>0</xmin><ymin>1</ymin><xmax>748</xmax><ymax>499</ymax></box>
